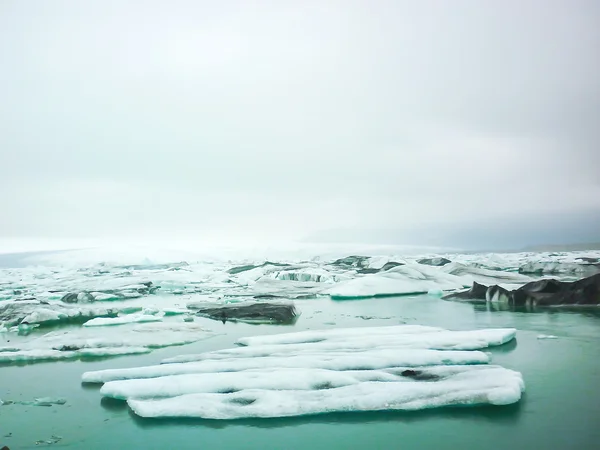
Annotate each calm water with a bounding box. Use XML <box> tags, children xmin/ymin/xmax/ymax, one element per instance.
<box><xmin>2</xmin><ymin>295</ymin><xmax>600</xmax><ymax>449</ymax></box>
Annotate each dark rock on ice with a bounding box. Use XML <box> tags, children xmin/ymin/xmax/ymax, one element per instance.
<box><xmin>442</xmin><ymin>282</ymin><xmax>489</xmax><ymax>301</ymax></box>
<box><xmin>330</xmin><ymin>255</ymin><xmax>370</xmax><ymax>269</ymax></box>
<box><xmin>357</xmin><ymin>261</ymin><xmax>404</xmax><ymax>274</ymax></box>
<box><xmin>188</xmin><ymin>301</ymin><xmax>298</xmax><ymax>324</ymax></box>
<box><xmin>443</xmin><ymin>274</ymin><xmax>600</xmax><ymax>307</ymax></box>
<box><xmin>485</xmin><ymin>285</ymin><xmax>513</xmax><ymax>304</ymax></box>
<box><xmin>400</xmin><ymin>369</ymin><xmax>440</xmax><ymax>381</ymax></box>
<box><xmin>227</xmin><ymin>262</ymin><xmax>291</xmax><ymax>275</ymax></box>
<box><xmin>513</xmin><ymin>273</ymin><xmax>600</xmax><ymax>307</ymax></box>
<box><xmin>61</xmin><ymin>292</ymin><xmax>94</xmax><ymax>303</ymax></box>
<box><xmin>417</xmin><ymin>257</ymin><xmax>452</xmax><ymax>267</ymax></box>
<box><xmin>228</xmin><ymin>264</ymin><xmax>261</xmax><ymax>275</ymax></box>
<box><xmin>381</xmin><ymin>261</ymin><xmax>404</xmax><ymax>271</ymax></box>
<box><xmin>356</xmin><ymin>268</ymin><xmax>380</xmax><ymax>274</ymax></box>
<box><xmin>575</xmin><ymin>257</ymin><xmax>600</xmax><ymax>264</ymax></box>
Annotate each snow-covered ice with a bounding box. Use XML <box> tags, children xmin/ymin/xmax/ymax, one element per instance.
<box><xmin>127</xmin><ymin>366</ymin><xmax>524</xmax><ymax>419</ymax></box>
<box><xmin>83</xmin><ymin>324</ymin><xmax>522</xmax><ymax>419</ymax></box>
<box><xmin>537</xmin><ymin>334</ymin><xmax>558</xmax><ymax>340</ymax></box>
<box><xmin>83</xmin><ymin>314</ymin><xmax>162</xmax><ymax>327</ymax></box>
<box><xmin>82</xmin><ymin>348</ymin><xmax>491</xmax><ymax>383</ymax></box>
<box><xmin>0</xmin><ymin>321</ymin><xmax>213</xmax><ymax>364</ymax></box>
<box><xmin>81</xmin><ymin>323</ymin><xmax>523</xmax><ymax>419</ymax></box>
<box><xmin>161</xmin><ymin>327</ymin><xmax>515</xmax><ymax>364</ymax></box>
<box><xmin>328</xmin><ymin>264</ymin><xmax>468</xmax><ymax>299</ymax></box>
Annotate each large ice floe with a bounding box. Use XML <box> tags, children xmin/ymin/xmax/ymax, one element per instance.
<box><xmin>83</xmin><ymin>325</ymin><xmax>523</xmax><ymax>420</ymax></box>
<box><xmin>0</xmin><ymin>321</ymin><xmax>214</xmax><ymax>363</ymax></box>
<box><xmin>328</xmin><ymin>264</ymin><xmax>469</xmax><ymax>299</ymax></box>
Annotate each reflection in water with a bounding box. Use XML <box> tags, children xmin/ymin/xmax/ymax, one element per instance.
<box><xmin>473</xmin><ymin>303</ymin><xmax>600</xmax><ymax>316</ymax></box>
<box><xmin>486</xmin><ymin>338</ymin><xmax>518</xmax><ymax>354</ymax></box>
<box><xmin>101</xmin><ymin>396</ymin><xmax>129</xmax><ymax>411</ymax></box>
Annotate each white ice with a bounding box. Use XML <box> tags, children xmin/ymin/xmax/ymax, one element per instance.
<box><xmin>440</xmin><ymin>263</ymin><xmax>532</xmax><ymax>286</ymax></box>
<box><xmin>82</xmin><ymin>348</ymin><xmax>490</xmax><ymax>383</ymax></box>
<box><xmin>0</xmin><ymin>321</ymin><xmax>213</xmax><ymax>363</ymax></box>
<box><xmin>162</xmin><ymin>327</ymin><xmax>516</xmax><ymax>364</ymax></box>
<box><xmin>126</xmin><ymin>366</ymin><xmax>524</xmax><ymax>419</ymax></box>
<box><xmin>83</xmin><ymin>314</ymin><xmax>162</xmax><ymax>327</ymax></box>
<box><xmin>101</xmin><ymin>364</ymin><xmax>512</xmax><ymax>400</ymax></box>
<box><xmin>328</xmin><ymin>264</ymin><xmax>468</xmax><ymax>299</ymax></box>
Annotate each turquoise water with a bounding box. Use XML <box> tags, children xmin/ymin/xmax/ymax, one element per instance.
<box><xmin>2</xmin><ymin>295</ymin><xmax>600</xmax><ymax>449</ymax></box>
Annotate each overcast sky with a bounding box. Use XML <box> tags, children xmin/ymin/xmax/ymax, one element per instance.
<box><xmin>1</xmin><ymin>0</ymin><xmax>599</xmax><ymax>248</ymax></box>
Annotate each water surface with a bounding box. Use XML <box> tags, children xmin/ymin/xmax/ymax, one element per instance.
<box><xmin>2</xmin><ymin>295</ymin><xmax>599</xmax><ymax>449</ymax></box>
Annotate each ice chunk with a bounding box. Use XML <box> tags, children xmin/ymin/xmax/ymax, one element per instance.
<box><xmin>537</xmin><ymin>334</ymin><xmax>558</xmax><ymax>339</ymax></box>
<box><xmin>83</xmin><ymin>314</ymin><xmax>162</xmax><ymax>327</ymax></box>
<box><xmin>189</xmin><ymin>302</ymin><xmax>298</xmax><ymax>324</ymax></box>
<box><xmin>519</xmin><ymin>261</ymin><xmax>600</xmax><ymax>276</ymax></box>
<box><xmin>1</xmin><ymin>321</ymin><xmax>213</xmax><ymax>364</ymax></box>
<box><xmin>163</xmin><ymin>328</ymin><xmax>516</xmax><ymax>364</ymax></box>
<box><xmin>126</xmin><ymin>366</ymin><xmax>524</xmax><ymax>419</ymax></box>
<box><xmin>0</xmin><ymin>300</ymin><xmax>118</xmax><ymax>327</ymax></box>
<box><xmin>101</xmin><ymin>364</ymin><xmax>506</xmax><ymax>400</ymax></box>
<box><xmin>0</xmin><ymin>349</ymin><xmax>78</xmax><ymax>363</ymax></box>
<box><xmin>441</xmin><ymin>263</ymin><xmax>532</xmax><ymax>286</ymax></box>
<box><xmin>21</xmin><ymin>308</ymin><xmax>67</xmax><ymax>325</ymax></box>
<box><xmin>78</xmin><ymin>347</ymin><xmax>152</xmax><ymax>357</ymax></box>
<box><xmin>329</xmin><ymin>264</ymin><xmax>467</xmax><ymax>299</ymax></box>
<box><xmin>82</xmin><ymin>348</ymin><xmax>490</xmax><ymax>384</ymax></box>
<box><xmin>235</xmin><ymin>325</ymin><xmax>445</xmax><ymax>346</ymax></box>
<box><xmin>31</xmin><ymin>397</ymin><xmax>67</xmax><ymax>407</ymax></box>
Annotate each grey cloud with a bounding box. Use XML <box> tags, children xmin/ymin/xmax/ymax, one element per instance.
<box><xmin>1</xmin><ymin>0</ymin><xmax>599</xmax><ymax>246</ymax></box>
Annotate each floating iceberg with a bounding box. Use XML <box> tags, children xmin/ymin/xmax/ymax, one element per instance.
<box><xmin>82</xmin><ymin>348</ymin><xmax>491</xmax><ymax>384</ymax></box>
<box><xmin>83</xmin><ymin>314</ymin><xmax>162</xmax><ymax>327</ymax></box>
<box><xmin>163</xmin><ymin>327</ymin><xmax>515</xmax><ymax>364</ymax></box>
<box><xmin>441</xmin><ymin>263</ymin><xmax>532</xmax><ymax>287</ymax></box>
<box><xmin>328</xmin><ymin>264</ymin><xmax>467</xmax><ymax>299</ymax></box>
<box><xmin>127</xmin><ymin>365</ymin><xmax>524</xmax><ymax>419</ymax></box>
<box><xmin>0</xmin><ymin>321</ymin><xmax>213</xmax><ymax>364</ymax></box>
<box><xmin>84</xmin><ymin>324</ymin><xmax>522</xmax><ymax>419</ymax></box>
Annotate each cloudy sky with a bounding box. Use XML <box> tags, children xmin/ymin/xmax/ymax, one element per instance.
<box><xmin>1</xmin><ymin>0</ymin><xmax>599</xmax><ymax>249</ymax></box>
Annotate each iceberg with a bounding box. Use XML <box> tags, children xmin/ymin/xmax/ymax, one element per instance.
<box><xmin>83</xmin><ymin>314</ymin><xmax>162</xmax><ymax>327</ymax></box>
<box><xmin>74</xmin><ymin>322</ymin><xmax>525</xmax><ymax>420</ymax></box>
<box><xmin>0</xmin><ymin>321</ymin><xmax>213</xmax><ymax>364</ymax></box>
<box><xmin>82</xmin><ymin>348</ymin><xmax>490</xmax><ymax>384</ymax></box>
<box><xmin>101</xmin><ymin>364</ymin><xmax>515</xmax><ymax>400</ymax></box>
<box><xmin>328</xmin><ymin>264</ymin><xmax>467</xmax><ymax>299</ymax></box>
<box><xmin>127</xmin><ymin>366</ymin><xmax>524</xmax><ymax>419</ymax></box>
<box><xmin>83</xmin><ymin>324</ymin><xmax>522</xmax><ymax>420</ymax></box>
<box><xmin>441</xmin><ymin>263</ymin><xmax>532</xmax><ymax>287</ymax></box>
<box><xmin>161</xmin><ymin>327</ymin><xmax>516</xmax><ymax>364</ymax></box>
<box><xmin>0</xmin><ymin>349</ymin><xmax>78</xmax><ymax>363</ymax></box>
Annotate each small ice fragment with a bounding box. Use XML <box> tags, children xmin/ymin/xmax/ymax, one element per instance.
<box><xmin>83</xmin><ymin>314</ymin><xmax>162</xmax><ymax>327</ymax></box>
<box><xmin>32</xmin><ymin>397</ymin><xmax>67</xmax><ymax>407</ymax></box>
<box><xmin>537</xmin><ymin>334</ymin><xmax>558</xmax><ymax>340</ymax></box>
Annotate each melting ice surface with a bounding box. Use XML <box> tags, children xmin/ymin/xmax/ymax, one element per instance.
<box><xmin>1</xmin><ymin>245</ymin><xmax>599</xmax><ymax>363</ymax></box>
<box><xmin>2</xmin><ymin>244</ymin><xmax>600</xmax><ymax>420</ymax></box>
<box><xmin>84</xmin><ymin>325</ymin><xmax>523</xmax><ymax>419</ymax></box>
